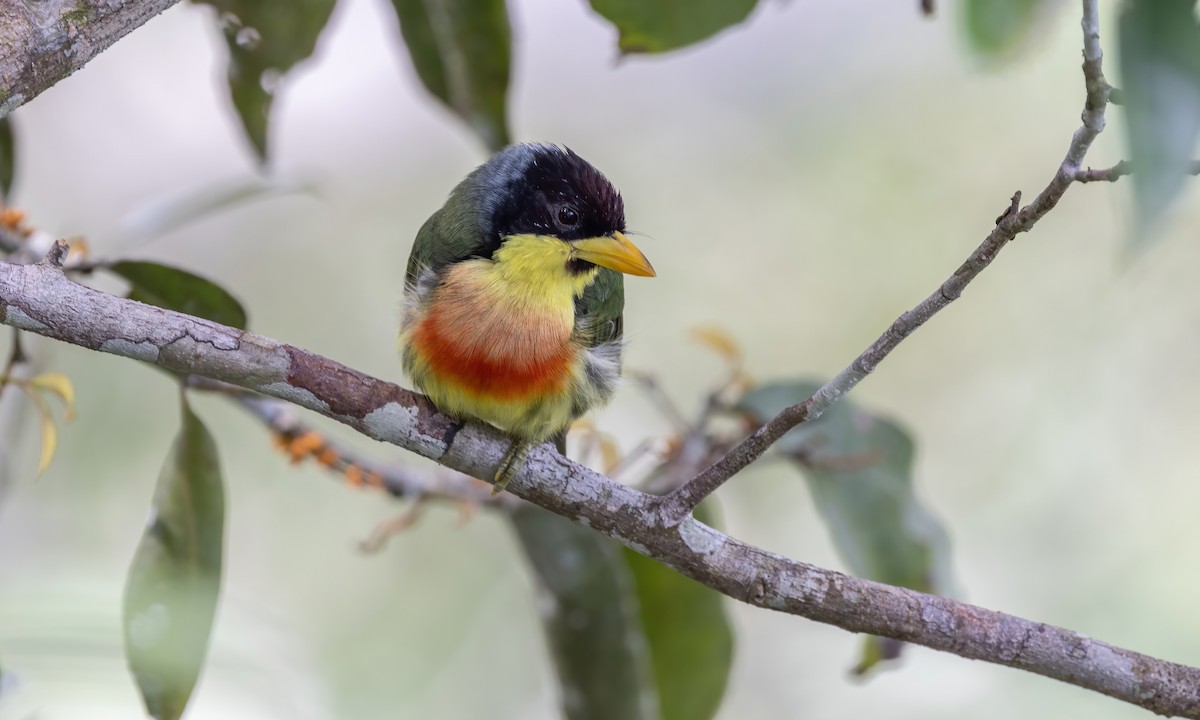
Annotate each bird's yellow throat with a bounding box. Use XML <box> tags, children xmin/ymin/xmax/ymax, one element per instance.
<box><xmin>488</xmin><ymin>233</ymin><xmax>601</xmax><ymax>300</ymax></box>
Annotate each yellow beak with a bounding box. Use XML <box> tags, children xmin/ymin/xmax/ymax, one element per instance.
<box><xmin>570</xmin><ymin>231</ymin><xmax>656</xmax><ymax>277</ymax></box>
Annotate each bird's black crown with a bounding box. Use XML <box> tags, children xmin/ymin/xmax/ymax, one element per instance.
<box><xmin>478</xmin><ymin>144</ymin><xmax>625</xmax><ymax>249</ymax></box>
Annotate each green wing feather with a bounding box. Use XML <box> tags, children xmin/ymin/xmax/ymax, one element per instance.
<box><xmin>405</xmin><ymin>216</ymin><xmax>465</xmax><ymax>286</ymax></box>
<box><xmin>575</xmin><ymin>267</ymin><xmax>624</xmax><ymax>349</ymax></box>
<box><xmin>405</xmin><ymin>176</ymin><xmax>487</xmax><ymax>286</ymax></box>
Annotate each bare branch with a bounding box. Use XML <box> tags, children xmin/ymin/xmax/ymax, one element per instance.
<box><xmin>663</xmin><ymin>0</ymin><xmax>1114</xmax><ymax>520</ymax></box>
<box><xmin>1075</xmin><ymin>160</ymin><xmax>1133</xmax><ymax>183</ymax></box>
<box><xmin>1074</xmin><ymin>159</ymin><xmax>1200</xmax><ymax>183</ymax></box>
<box><xmin>0</xmin><ymin>245</ymin><xmax>1198</xmax><ymax>717</ymax></box>
<box><xmin>0</xmin><ymin>0</ymin><xmax>182</xmax><ymax>118</ymax></box>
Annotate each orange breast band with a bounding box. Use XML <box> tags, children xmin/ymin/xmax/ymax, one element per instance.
<box><xmin>411</xmin><ymin>306</ymin><xmax>576</xmax><ymax>401</ymax></box>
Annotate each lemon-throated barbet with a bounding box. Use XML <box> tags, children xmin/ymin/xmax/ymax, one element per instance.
<box><xmin>400</xmin><ymin>144</ymin><xmax>655</xmax><ymax>493</ymax></box>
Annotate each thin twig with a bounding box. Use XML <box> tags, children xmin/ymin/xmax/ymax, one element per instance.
<box><xmin>1074</xmin><ymin>159</ymin><xmax>1200</xmax><ymax>183</ymax></box>
<box><xmin>3</xmin><ymin>327</ymin><xmax>26</xmax><ymax>376</ymax></box>
<box><xmin>628</xmin><ymin>371</ymin><xmax>691</xmax><ymax>432</ymax></box>
<box><xmin>359</xmin><ymin>500</ymin><xmax>429</xmax><ymax>554</ymax></box>
<box><xmin>605</xmin><ymin>437</ymin><xmax>661</xmax><ymax>482</ymax></box>
<box><xmin>662</xmin><ymin>0</ymin><xmax>1113</xmax><ymax>521</ymax></box>
<box><xmin>187</xmin><ymin>377</ymin><xmax>511</xmax><ymax>508</ymax></box>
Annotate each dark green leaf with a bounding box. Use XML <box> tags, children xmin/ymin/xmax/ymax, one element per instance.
<box><xmin>622</xmin><ymin>501</ymin><xmax>733</xmax><ymax>720</ymax></box>
<box><xmin>737</xmin><ymin>381</ymin><xmax>952</xmax><ymax>675</ymax></box>
<box><xmin>512</xmin><ymin>506</ymin><xmax>655</xmax><ymax>720</ymax></box>
<box><xmin>513</xmin><ymin>502</ymin><xmax>733</xmax><ymax>720</ymax></box>
<box><xmin>123</xmin><ymin>396</ymin><xmax>225</xmax><ymax>720</ymax></box>
<box><xmin>0</xmin><ymin>116</ymin><xmax>13</xmax><ymax>200</ymax></box>
<box><xmin>961</xmin><ymin>0</ymin><xmax>1045</xmax><ymax>59</ymax></box>
<box><xmin>110</xmin><ymin>261</ymin><xmax>247</xmax><ymax>330</ymax></box>
<box><xmin>192</xmin><ymin>0</ymin><xmax>338</xmax><ymax>160</ymax></box>
<box><xmin>588</xmin><ymin>0</ymin><xmax>758</xmax><ymax>54</ymax></box>
<box><xmin>387</xmin><ymin>0</ymin><xmax>511</xmax><ymax>151</ymax></box>
<box><xmin>1118</xmin><ymin>0</ymin><xmax>1200</xmax><ymax>241</ymax></box>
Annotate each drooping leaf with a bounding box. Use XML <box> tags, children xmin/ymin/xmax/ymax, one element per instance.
<box><xmin>20</xmin><ymin>373</ymin><xmax>75</xmax><ymax>478</ymax></box>
<box><xmin>123</xmin><ymin>396</ymin><xmax>225</xmax><ymax>720</ymax></box>
<box><xmin>690</xmin><ymin>325</ymin><xmax>742</xmax><ymax>366</ymax></box>
<box><xmin>1118</xmin><ymin>0</ymin><xmax>1200</xmax><ymax>243</ymax></box>
<box><xmin>110</xmin><ymin>261</ymin><xmax>247</xmax><ymax>330</ymax></box>
<box><xmin>736</xmin><ymin>381</ymin><xmax>952</xmax><ymax>675</ymax></box>
<box><xmin>513</xmin><ymin>501</ymin><xmax>733</xmax><ymax>720</ymax></box>
<box><xmin>960</xmin><ymin>0</ymin><xmax>1046</xmax><ymax>59</ymax></box>
<box><xmin>853</xmin><ymin>635</ymin><xmax>905</xmax><ymax>677</ymax></box>
<box><xmin>511</xmin><ymin>506</ymin><xmax>656</xmax><ymax>720</ymax></box>
<box><xmin>621</xmin><ymin>501</ymin><xmax>733</xmax><ymax>720</ymax></box>
<box><xmin>0</xmin><ymin>116</ymin><xmax>14</xmax><ymax>200</ymax></box>
<box><xmin>29</xmin><ymin>372</ymin><xmax>76</xmax><ymax>421</ymax></box>
<box><xmin>387</xmin><ymin>0</ymin><xmax>511</xmax><ymax>151</ymax></box>
<box><xmin>192</xmin><ymin>0</ymin><xmax>338</xmax><ymax>160</ymax></box>
<box><xmin>588</xmin><ymin>0</ymin><xmax>758</xmax><ymax>54</ymax></box>
<box><xmin>29</xmin><ymin>392</ymin><xmax>56</xmax><ymax>478</ymax></box>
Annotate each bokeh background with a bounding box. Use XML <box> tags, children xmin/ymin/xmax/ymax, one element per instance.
<box><xmin>2</xmin><ymin>1</ymin><xmax>1199</xmax><ymax>718</ymax></box>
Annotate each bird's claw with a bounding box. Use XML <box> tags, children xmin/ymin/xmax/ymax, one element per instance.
<box><xmin>492</xmin><ymin>440</ymin><xmax>531</xmax><ymax>496</ymax></box>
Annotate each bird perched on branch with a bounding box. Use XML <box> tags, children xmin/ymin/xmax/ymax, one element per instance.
<box><xmin>400</xmin><ymin>144</ymin><xmax>656</xmax><ymax>493</ymax></box>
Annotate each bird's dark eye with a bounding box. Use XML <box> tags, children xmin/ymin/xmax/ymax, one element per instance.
<box><xmin>557</xmin><ymin>206</ymin><xmax>580</xmax><ymax>227</ymax></box>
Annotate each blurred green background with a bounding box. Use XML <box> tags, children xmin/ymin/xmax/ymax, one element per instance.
<box><xmin>2</xmin><ymin>1</ymin><xmax>1199</xmax><ymax>718</ymax></box>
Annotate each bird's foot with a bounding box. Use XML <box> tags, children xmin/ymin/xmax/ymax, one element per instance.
<box><xmin>492</xmin><ymin>440</ymin><xmax>531</xmax><ymax>496</ymax></box>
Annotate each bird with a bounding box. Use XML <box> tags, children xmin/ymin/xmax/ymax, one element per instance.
<box><xmin>399</xmin><ymin>143</ymin><xmax>655</xmax><ymax>494</ymax></box>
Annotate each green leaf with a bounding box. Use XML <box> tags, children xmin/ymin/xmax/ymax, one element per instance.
<box><xmin>387</xmin><ymin>0</ymin><xmax>511</xmax><ymax>151</ymax></box>
<box><xmin>123</xmin><ymin>396</ymin><xmax>225</xmax><ymax>720</ymax></box>
<box><xmin>508</xmin><ymin>506</ymin><xmax>657</xmax><ymax>720</ymax></box>
<box><xmin>511</xmin><ymin>506</ymin><xmax>656</xmax><ymax>720</ymax></box>
<box><xmin>621</xmin><ymin>501</ymin><xmax>733</xmax><ymax>720</ymax></box>
<box><xmin>736</xmin><ymin>381</ymin><xmax>952</xmax><ymax>675</ymax></box>
<box><xmin>588</xmin><ymin>0</ymin><xmax>758</xmax><ymax>54</ymax></box>
<box><xmin>960</xmin><ymin>0</ymin><xmax>1045</xmax><ymax>59</ymax></box>
<box><xmin>110</xmin><ymin>261</ymin><xmax>248</xmax><ymax>330</ymax></box>
<box><xmin>192</xmin><ymin>0</ymin><xmax>338</xmax><ymax>160</ymax></box>
<box><xmin>513</xmin><ymin>503</ymin><xmax>733</xmax><ymax>720</ymax></box>
<box><xmin>1118</xmin><ymin>0</ymin><xmax>1200</xmax><ymax>241</ymax></box>
<box><xmin>0</xmin><ymin>116</ymin><xmax>13</xmax><ymax>200</ymax></box>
